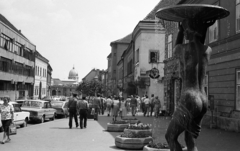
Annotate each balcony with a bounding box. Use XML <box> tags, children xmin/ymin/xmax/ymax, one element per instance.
<box><xmin>0</xmin><ymin>60</ymin><xmax>34</xmax><ymax>83</ymax></box>
<box><xmin>0</xmin><ymin>36</ymin><xmax>34</xmax><ymax>67</ymax></box>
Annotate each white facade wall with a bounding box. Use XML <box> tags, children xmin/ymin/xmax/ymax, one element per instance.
<box><xmin>134</xmin><ymin>30</ymin><xmax>165</xmax><ymax>106</ymax></box>
<box><xmin>34</xmin><ymin>58</ymin><xmax>48</xmax><ymax>99</ymax></box>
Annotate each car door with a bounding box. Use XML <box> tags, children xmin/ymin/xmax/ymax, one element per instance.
<box><xmin>13</xmin><ymin>104</ymin><xmax>22</xmax><ymax>126</ymax></box>
<box><xmin>48</xmin><ymin>102</ymin><xmax>55</xmax><ymax>117</ymax></box>
<box><xmin>43</xmin><ymin>102</ymin><xmax>49</xmax><ymax>119</ymax></box>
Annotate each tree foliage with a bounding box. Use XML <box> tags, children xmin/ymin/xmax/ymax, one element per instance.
<box><xmin>77</xmin><ymin>80</ymin><xmax>104</xmax><ymax>96</ymax></box>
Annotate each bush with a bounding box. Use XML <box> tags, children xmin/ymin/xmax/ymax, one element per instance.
<box><xmin>127</xmin><ymin>123</ymin><xmax>151</xmax><ymax>130</ymax></box>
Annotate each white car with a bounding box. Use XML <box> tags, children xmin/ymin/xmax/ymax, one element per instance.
<box><xmin>0</xmin><ymin>101</ymin><xmax>30</xmax><ymax>128</ymax></box>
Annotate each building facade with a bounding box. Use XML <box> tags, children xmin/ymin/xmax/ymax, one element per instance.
<box><xmin>132</xmin><ymin>20</ymin><xmax>165</xmax><ymax>104</ymax></box>
<box><xmin>34</xmin><ymin>51</ymin><xmax>48</xmax><ymax>99</ymax></box>
<box><xmin>109</xmin><ymin>34</ymin><xmax>132</xmax><ymax>96</ymax></box>
<box><xmin>163</xmin><ymin>0</ymin><xmax>240</xmax><ymax>131</ymax></box>
<box><xmin>47</xmin><ymin>63</ymin><xmax>53</xmax><ymax>97</ymax></box>
<box><xmin>0</xmin><ymin>14</ymin><xmax>35</xmax><ymax>101</ymax></box>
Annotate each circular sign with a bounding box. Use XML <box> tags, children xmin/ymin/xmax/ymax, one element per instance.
<box><xmin>155</xmin><ymin>4</ymin><xmax>229</xmax><ymax>22</ymax></box>
<box><xmin>149</xmin><ymin>67</ymin><xmax>160</xmax><ymax>79</ymax></box>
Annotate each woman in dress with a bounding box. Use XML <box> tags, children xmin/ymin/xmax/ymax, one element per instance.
<box><xmin>111</xmin><ymin>96</ymin><xmax>120</xmax><ymax>121</ymax></box>
<box><xmin>0</xmin><ymin>97</ymin><xmax>14</xmax><ymax>144</ymax></box>
<box><xmin>119</xmin><ymin>97</ymin><xmax>127</xmax><ymax>119</ymax></box>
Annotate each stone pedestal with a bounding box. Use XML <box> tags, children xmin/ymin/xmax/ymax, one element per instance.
<box><xmin>115</xmin><ymin>135</ymin><xmax>153</xmax><ymax>150</ymax></box>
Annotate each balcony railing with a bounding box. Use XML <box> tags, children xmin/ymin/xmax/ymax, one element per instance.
<box><xmin>0</xmin><ymin>60</ymin><xmax>34</xmax><ymax>77</ymax></box>
<box><xmin>0</xmin><ymin>35</ymin><xmax>34</xmax><ymax>62</ymax></box>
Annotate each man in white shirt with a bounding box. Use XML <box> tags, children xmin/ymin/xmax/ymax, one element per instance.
<box><xmin>106</xmin><ymin>96</ymin><xmax>113</xmax><ymax>116</ymax></box>
<box><xmin>143</xmin><ymin>95</ymin><xmax>150</xmax><ymax>117</ymax></box>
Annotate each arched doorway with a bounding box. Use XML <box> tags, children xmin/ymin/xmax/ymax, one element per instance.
<box><xmin>52</xmin><ymin>90</ymin><xmax>56</xmax><ymax>96</ymax></box>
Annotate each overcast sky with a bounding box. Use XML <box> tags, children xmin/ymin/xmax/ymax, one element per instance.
<box><xmin>0</xmin><ymin>0</ymin><xmax>160</xmax><ymax>80</ymax></box>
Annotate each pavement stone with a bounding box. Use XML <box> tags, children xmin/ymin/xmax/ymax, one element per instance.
<box><xmin>0</xmin><ymin>113</ymin><xmax>239</xmax><ymax>151</ymax></box>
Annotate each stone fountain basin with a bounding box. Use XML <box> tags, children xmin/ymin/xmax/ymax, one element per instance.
<box><xmin>143</xmin><ymin>145</ymin><xmax>187</xmax><ymax>151</ymax></box>
<box><xmin>107</xmin><ymin>123</ymin><xmax>129</xmax><ymax>132</ymax></box>
<box><xmin>115</xmin><ymin>135</ymin><xmax>153</xmax><ymax>150</ymax></box>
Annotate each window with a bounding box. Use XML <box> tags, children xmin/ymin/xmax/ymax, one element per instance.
<box><xmin>127</xmin><ymin>59</ymin><xmax>133</xmax><ymax>75</ymax></box>
<box><xmin>149</xmin><ymin>50</ymin><xmax>159</xmax><ymax>63</ymax></box>
<box><xmin>209</xmin><ymin>20</ymin><xmax>219</xmax><ymax>43</ymax></box>
<box><xmin>203</xmin><ymin>74</ymin><xmax>208</xmax><ymax>96</ymax></box>
<box><xmin>237</xmin><ymin>0</ymin><xmax>240</xmax><ymax>32</ymax></box>
<box><xmin>40</xmin><ymin>67</ymin><xmax>42</xmax><ymax>76</ymax></box>
<box><xmin>236</xmin><ymin>70</ymin><xmax>240</xmax><ymax>110</ymax></box>
<box><xmin>167</xmin><ymin>34</ymin><xmax>173</xmax><ymax>58</ymax></box>
<box><xmin>35</xmin><ymin>66</ymin><xmax>37</xmax><ymax>75</ymax></box>
<box><xmin>37</xmin><ymin>67</ymin><xmax>39</xmax><ymax>76</ymax></box>
<box><xmin>136</xmin><ymin>49</ymin><xmax>139</xmax><ymax>63</ymax></box>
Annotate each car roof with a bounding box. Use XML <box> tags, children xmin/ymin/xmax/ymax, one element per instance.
<box><xmin>0</xmin><ymin>101</ymin><xmax>18</xmax><ymax>105</ymax></box>
<box><xmin>24</xmin><ymin>99</ymin><xmax>49</xmax><ymax>103</ymax></box>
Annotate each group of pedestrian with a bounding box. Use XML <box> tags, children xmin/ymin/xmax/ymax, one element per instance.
<box><xmin>0</xmin><ymin>96</ymin><xmax>14</xmax><ymax>144</ymax></box>
<box><xmin>68</xmin><ymin>93</ymin><xmax>89</xmax><ymax>129</ymax></box>
<box><xmin>141</xmin><ymin>94</ymin><xmax>161</xmax><ymax>117</ymax></box>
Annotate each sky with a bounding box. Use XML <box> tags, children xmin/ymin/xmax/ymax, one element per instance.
<box><xmin>0</xmin><ymin>0</ymin><xmax>160</xmax><ymax>80</ymax></box>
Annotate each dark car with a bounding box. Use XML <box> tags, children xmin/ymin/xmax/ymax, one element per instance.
<box><xmin>51</xmin><ymin>101</ymin><xmax>69</xmax><ymax>118</ymax></box>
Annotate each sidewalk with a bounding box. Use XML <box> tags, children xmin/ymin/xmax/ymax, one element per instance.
<box><xmin>1</xmin><ymin>114</ymin><xmax>240</xmax><ymax>151</ymax></box>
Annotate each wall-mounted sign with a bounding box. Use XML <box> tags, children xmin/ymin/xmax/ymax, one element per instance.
<box><xmin>149</xmin><ymin>67</ymin><xmax>160</xmax><ymax>79</ymax></box>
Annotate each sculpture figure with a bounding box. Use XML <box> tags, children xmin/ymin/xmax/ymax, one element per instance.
<box><xmin>165</xmin><ymin>18</ymin><xmax>214</xmax><ymax>151</ymax></box>
<box><xmin>155</xmin><ymin>4</ymin><xmax>230</xmax><ymax>151</ymax></box>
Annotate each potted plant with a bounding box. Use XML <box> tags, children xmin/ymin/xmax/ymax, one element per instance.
<box><xmin>143</xmin><ymin>141</ymin><xmax>187</xmax><ymax>151</ymax></box>
<box><xmin>115</xmin><ymin>130</ymin><xmax>152</xmax><ymax>150</ymax></box>
<box><xmin>124</xmin><ymin>123</ymin><xmax>152</xmax><ymax>135</ymax></box>
<box><xmin>107</xmin><ymin>120</ymin><xmax>129</xmax><ymax>132</ymax></box>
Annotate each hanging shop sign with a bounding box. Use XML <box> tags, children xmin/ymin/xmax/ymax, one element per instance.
<box><xmin>149</xmin><ymin>67</ymin><xmax>160</xmax><ymax>79</ymax></box>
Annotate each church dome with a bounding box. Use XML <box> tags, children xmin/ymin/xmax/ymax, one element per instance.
<box><xmin>68</xmin><ymin>67</ymin><xmax>78</xmax><ymax>81</ymax></box>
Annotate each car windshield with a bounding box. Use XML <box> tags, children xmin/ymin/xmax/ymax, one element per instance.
<box><xmin>51</xmin><ymin>102</ymin><xmax>63</xmax><ymax>108</ymax></box>
<box><xmin>22</xmin><ymin>101</ymin><xmax>43</xmax><ymax>108</ymax></box>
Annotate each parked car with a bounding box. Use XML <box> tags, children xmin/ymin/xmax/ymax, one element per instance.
<box><xmin>0</xmin><ymin>101</ymin><xmax>30</xmax><ymax>128</ymax></box>
<box><xmin>15</xmin><ymin>99</ymin><xmax>26</xmax><ymax>107</ymax></box>
<box><xmin>21</xmin><ymin>100</ymin><xmax>56</xmax><ymax>123</ymax></box>
<box><xmin>51</xmin><ymin>101</ymin><xmax>69</xmax><ymax>118</ymax></box>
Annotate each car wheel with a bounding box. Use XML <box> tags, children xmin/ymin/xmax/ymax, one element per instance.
<box><xmin>20</xmin><ymin>119</ymin><xmax>28</xmax><ymax>128</ymax></box>
<box><xmin>41</xmin><ymin>116</ymin><xmax>45</xmax><ymax>123</ymax></box>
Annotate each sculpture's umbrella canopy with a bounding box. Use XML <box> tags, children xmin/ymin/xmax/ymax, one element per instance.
<box><xmin>155</xmin><ymin>4</ymin><xmax>230</xmax><ymax>22</ymax></box>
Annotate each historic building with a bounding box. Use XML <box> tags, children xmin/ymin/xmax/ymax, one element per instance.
<box><xmin>108</xmin><ymin>34</ymin><xmax>132</xmax><ymax>96</ymax></box>
<box><xmin>162</xmin><ymin>0</ymin><xmax>240</xmax><ymax>131</ymax></box>
<box><xmin>47</xmin><ymin>63</ymin><xmax>53</xmax><ymax>97</ymax></box>
<box><xmin>0</xmin><ymin>14</ymin><xmax>35</xmax><ymax>101</ymax></box>
<box><xmin>33</xmin><ymin>50</ymin><xmax>49</xmax><ymax>99</ymax></box>
<box><xmin>50</xmin><ymin>66</ymin><xmax>79</xmax><ymax>96</ymax></box>
<box><xmin>132</xmin><ymin>19</ymin><xmax>165</xmax><ymax>103</ymax></box>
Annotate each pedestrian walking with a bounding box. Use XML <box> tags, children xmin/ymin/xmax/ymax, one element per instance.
<box><xmin>111</xmin><ymin>96</ymin><xmax>120</xmax><ymax>121</ymax></box>
<box><xmin>150</xmin><ymin>94</ymin><xmax>155</xmax><ymax>116</ymax></box>
<box><xmin>130</xmin><ymin>95</ymin><xmax>137</xmax><ymax>116</ymax></box>
<box><xmin>154</xmin><ymin>96</ymin><xmax>161</xmax><ymax>118</ymax></box>
<box><xmin>92</xmin><ymin>94</ymin><xmax>101</xmax><ymax>120</ymax></box>
<box><xmin>0</xmin><ymin>96</ymin><xmax>14</xmax><ymax>144</ymax></box>
<box><xmin>119</xmin><ymin>97</ymin><xmax>127</xmax><ymax>119</ymax></box>
<box><xmin>143</xmin><ymin>95</ymin><xmax>150</xmax><ymax>117</ymax></box>
<box><xmin>106</xmin><ymin>96</ymin><xmax>113</xmax><ymax>116</ymax></box>
<box><xmin>68</xmin><ymin>93</ymin><xmax>78</xmax><ymax>129</ymax></box>
<box><xmin>77</xmin><ymin>96</ymin><xmax>89</xmax><ymax>129</ymax></box>
<box><xmin>100</xmin><ymin>96</ymin><xmax>105</xmax><ymax>115</ymax></box>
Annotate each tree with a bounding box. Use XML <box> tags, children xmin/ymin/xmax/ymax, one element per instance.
<box><xmin>77</xmin><ymin>80</ymin><xmax>104</xmax><ymax>96</ymax></box>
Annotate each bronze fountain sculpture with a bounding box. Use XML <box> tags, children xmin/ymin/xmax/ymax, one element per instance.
<box><xmin>156</xmin><ymin>4</ymin><xmax>229</xmax><ymax>151</ymax></box>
